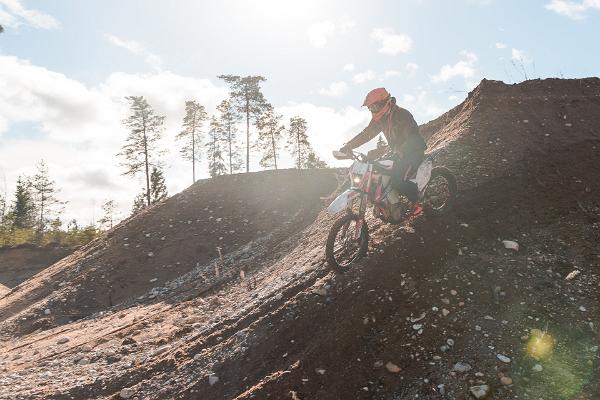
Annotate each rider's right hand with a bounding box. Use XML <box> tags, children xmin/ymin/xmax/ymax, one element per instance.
<box><xmin>339</xmin><ymin>145</ymin><xmax>351</xmax><ymax>155</ymax></box>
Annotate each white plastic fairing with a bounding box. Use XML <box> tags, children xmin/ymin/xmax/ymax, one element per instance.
<box><xmin>327</xmin><ymin>189</ymin><xmax>359</xmax><ymax>215</ymax></box>
<box><xmin>410</xmin><ymin>159</ymin><xmax>433</xmax><ymax>192</ymax></box>
<box><xmin>378</xmin><ymin>160</ymin><xmax>394</xmax><ymax>169</ymax></box>
<box><xmin>350</xmin><ymin>161</ymin><xmax>369</xmax><ymax>176</ymax></box>
<box><xmin>332</xmin><ymin>150</ymin><xmax>350</xmax><ymax>160</ymax></box>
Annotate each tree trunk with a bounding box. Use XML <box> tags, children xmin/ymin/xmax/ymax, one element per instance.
<box><xmin>297</xmin><ymin>131</ymin><xmax>301</xmax><ymax>169</ymax></box>
<box><xmin>245</xmin><ymin>98</ymin><xmax>250</xmax><ymax>173</ymax></box>
<box><xmin>228</xmin><ymin>124</ymin><xmax>233</xmax><ymax>174</ymax></box>
<box><xmin>191</xmin><ymin>111</ymin><xmax>196</xmax><ymax>184</ymax></box>
<box><xmin>143</xmin><ymin>118</ymin><xmax>151</xmax><ymax>207</ymax></box>
<box><xmin>271</xmin><ymin>132</ymin><xmax>278</xmax><ymax>170</ymax></box>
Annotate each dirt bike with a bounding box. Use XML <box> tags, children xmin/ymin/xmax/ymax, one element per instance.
<box><xmin>325</xmin><ymin>149</ymin><xmax>456</xmax><ymax>272</ymax></box>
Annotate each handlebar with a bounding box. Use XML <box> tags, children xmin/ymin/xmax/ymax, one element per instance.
<box><xmin>332</xmin><ymin>150</ymin><xmax>366</xmax><ymax>162</ymax></box>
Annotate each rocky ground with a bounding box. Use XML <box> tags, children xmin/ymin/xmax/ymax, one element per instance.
<box><xmin>0</xmin><ymin>78</ymin><xmax>599</xmax><ymax>400</ymax></box>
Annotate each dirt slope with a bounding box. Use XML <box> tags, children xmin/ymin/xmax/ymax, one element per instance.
<box><xmin>0</xmin><ymin>78</ymin><xmax>599</xmax><ymax>400</ymax></box>
<box><xmin>0</xmin><ymin>244</ymin><xmax>74</xmax><ymax>291</ymax></box>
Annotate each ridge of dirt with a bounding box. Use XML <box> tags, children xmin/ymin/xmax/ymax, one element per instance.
<box><xmin>1</xmin><ymin>77</ymin><xmax>599</xmax><ymax>400</ymax></box>
<box><xmin>0</xmin><ymin>244</ymin><xmax>75</xmax><ymax>291</ymax></box>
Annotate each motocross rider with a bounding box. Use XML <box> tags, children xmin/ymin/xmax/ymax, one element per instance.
<box><xmin>339</xmin><ymin>88</ymin><xmax>427</xmax><ymax>215</ymax></box>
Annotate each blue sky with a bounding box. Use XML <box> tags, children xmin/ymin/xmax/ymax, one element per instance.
<box><xmin>0</xmin><ymin>0</ymin><xmax>599</xmax><ymax>223</ymax></box>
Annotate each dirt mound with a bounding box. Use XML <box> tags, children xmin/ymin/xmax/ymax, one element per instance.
<box><xmin>1</xmin><ymin>78</ymin><xmax>599</xmax><ymax>400</ymax></box>
<box><xmin>0</xmin><ymin>244</ymin><xmax>74</xmax><ymax>291</ymax></box>
<box><xmin>0</xmin><ymin>169</ymin><xmax>337</xmax><ymax>337</ymax></box>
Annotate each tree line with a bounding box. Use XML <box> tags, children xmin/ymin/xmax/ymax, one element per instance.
<box><xmin>0</xmin><ymin>74</ymin><xmax>328</xmax><ymax>247</ymax></box>
<box><xmin>0</xmin><ymin>161</ymin><xmax>119</xmax><ymax>247</ymax></box>
<box><xmin>119</xmin><ymin>74</ymin><xmax>326</xmax><ymax>216</ymax></box>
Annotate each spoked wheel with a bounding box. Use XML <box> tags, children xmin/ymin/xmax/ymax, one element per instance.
<box><xmin>422</xmin><ymin>167</ymin><xmax>457</xmax><ymax>216</ymax></box>
<box><xmin>326</xmin><ymin>213</ymin><xmax>369</xmax><ymax>273</ymax></box>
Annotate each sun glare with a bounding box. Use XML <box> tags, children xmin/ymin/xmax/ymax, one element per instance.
<box><xmin>526</xmin><ymin>331</ymin><xmax>555</xmax><ymax>360</ymax></box>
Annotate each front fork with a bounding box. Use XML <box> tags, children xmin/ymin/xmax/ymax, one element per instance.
<box><xmin>351</xmin><ymin>194</ymin><xmax>367</xmax><ymax>240</ymax></box>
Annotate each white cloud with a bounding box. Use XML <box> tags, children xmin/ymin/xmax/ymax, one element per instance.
<box><xmin>353</xmin><ymin>70</ymin><xmax>376</xmax><ymax>84</ymax></box>
<box><xmin>306</xmin><ymin>20</ymin><xmax>336</xmax><ymax>47</ymax></box>
<box><xmin>384</xmin><ymin>70</ymin><xmax>402</xmax><ymax>78</ymax></box>
<box><xmin>338</xmin><ymin>16</ymin><xmax>356</xmax><ymax>33</ymax></box>
<box><xmin>432</xmin><ymin>51</ymin><xmax>478</xmax><ymax>83</ymax></box>
<box><xmin>105</xmin><ymin>34</ymin><xmax>163</xmax><ymax>70</ymax></box>
<box><xmin>306</xmin><ymin>17</ymin><xmax>356</xmax><ymax>47</ymax></box>
<box><xmin>342</xmin><ymin>63</ymin><xmax>355</xmax><ymax>72</ymax></box>
<box><xmin>545</xmin><ymin>0</ymin><xmax>600</xmax><ymax>19</ymax></box>
<box><xmin>511</xmin><ymin>48</ymin><xmax>532</xmax><ymax>63</ymax></box>
<box><xmin>405</xmin><ymin>62</ymin><xmax>419</xmax><ymax>77</ymax></box>
<box><xmin>495</xmin><ymin>42</ymin><xmax>507</xmax><ymax>49</ymax></box>
<box><xmin>277</xmin><ymin>103</ymin><xmax>369</xmax><ymax>165</ymax></box>
<box><xmin>400</xmin><ymin>91</ymin><xmax>445</xmax><ymax>121</ymax></box>
<box><xmin>0</xmin><ymin>0</ymin><xmax>59</xmax><ymax>29</ymax></box>
<box><xmin>318</xmin><ymin>81</ymin><xmax>349</xmax><ymax>97</ymax></box>
<box><xmin>370</xmin><ymin>28</ymin><xmax>412</xmax><ymax>56</ymax></box>
<box><xmin>0</xmin><ymin>55</ymin><xmax>228</xmax><ymax>223</ymax></box>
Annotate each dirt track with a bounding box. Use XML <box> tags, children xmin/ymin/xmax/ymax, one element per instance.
<box><xmin>0</xmin><ymin>78</ymin><xmax>599</xmax><ymax>400</ymax></box>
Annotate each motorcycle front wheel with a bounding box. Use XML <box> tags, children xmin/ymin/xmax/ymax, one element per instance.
<box><xmin>326</xmin><ymin>213</ymin><xmax>369</xmax><ymax>273</ymax></box>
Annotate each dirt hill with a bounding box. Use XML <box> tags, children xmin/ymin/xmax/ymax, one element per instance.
<box><xmin>0</xmin><ymin>244</ymin><xmax>74</xmax><ymax>293</ymax></box>
<box><xmin>0</xmin><ymin>78</ymin><xmax>599</xmax><ymax>400</ymax></box>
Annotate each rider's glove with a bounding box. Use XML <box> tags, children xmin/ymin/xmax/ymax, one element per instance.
<box><xmin>339</xmin><ymin>145</ymin><xmax>351</xmax><ymax>154</ymax></box>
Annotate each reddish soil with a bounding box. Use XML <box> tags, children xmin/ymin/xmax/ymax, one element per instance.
<box><xmin>0</xmin><ymin>244</ymin><xmax>74</xmax><ymax>292</ymax></box>
<box><xmin>0</xmin><ymin>78</ymin><xmax>599</xmax><ymax>400</ymax></box>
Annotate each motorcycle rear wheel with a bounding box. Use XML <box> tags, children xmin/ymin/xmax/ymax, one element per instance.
<box><xmin>422</xmin><ymin>167</ymin><xmax>456</xmax><ymax>216</ymax></box>
<box><xmin>326</xmin><ymin>213</ymin><xmax>369</xmax><ymax>273</ymax></box>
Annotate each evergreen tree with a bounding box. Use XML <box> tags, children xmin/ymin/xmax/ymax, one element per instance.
<box><xmin>177</xmin><ymin>100</ymin><xmax>207</xmax><ymax>183</ymax></box>
<box><xmin>256</xmin><ymin>106</ymin><xmax>285</xmax><ymax>170</ymax></box>
<box><xmin>150</xmin><ymin>167</ymin><xmax>168</xmax><ymax>203</ymax></box>
<box><xmin>0</xmin><ymin>25</ymin><xmax>4</xmax><ymax>34</ymax></box>
<box><xmin>287</xmin><ymin>116</ymin><xmax>312</xmax><ymax>169</ymax></box>
<box><xmin>377</xmin><ymin>135</ymin><xmax>387</xmax><ymax>150</ymax></box>
<box><xmin>0</xmin><ymin>192</ymin><xmax>6</xmax><ymax>228</ymax></box>
<box><xmin>207</xmin><ymin>116</ymin><xmax>227</xmax><ymax>177</ymax></box>
<box><xmin>217</xmin><ymin>75</ymin><xmax>269</xmax><ymax>172</ymax></box>
<box><xmin>31</xmin><ymin>160</ymin><xmax>65</xmax><ymax>233</ymax></box>
<box><xmin>216</xmin><ymin>99</ymin><xmax>243</xmax><ymax>174</ymax></box>
<box><xmin>131</xmin><ymin>192</ymin><xmax>147</xmax><ymax>215</ymax></box>
<box><xmin>98</xmin><ymin>200</ymin><xmax>118</xmax><ymax>230</ymax></box>
<box><xmin>305</xmin><ymin>150</ymin><xmax>328</xmax><ymax>169</ymax></box>
<box><xmin>9</xmin><ymin>176</ymin><xmax>36</xmax><ymax>230</ymax></box>
<box><xmin>130</xmin><ymin>167</ymin><xmax>168</xmax><ymax>216</ymax></box>
<box><xmin>118</xmin><ymin>96</ymin><xmax>165</xmax><ymax>207</ymax></box>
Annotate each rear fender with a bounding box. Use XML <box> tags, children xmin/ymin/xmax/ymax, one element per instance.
<box><xmin>327</xmin><ymin>189</ymin><xmax>361</xmax><ymax>215</ymax></box>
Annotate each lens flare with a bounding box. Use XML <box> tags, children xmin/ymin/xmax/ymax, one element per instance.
<box><xmin>526</xmin><ymin>330</ymin><xmax>555</xmax><ymax>360</ymax></box>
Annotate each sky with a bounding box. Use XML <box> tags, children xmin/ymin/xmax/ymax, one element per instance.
<box><xmin>0</xmin><ymin>0</ymin><xmax>599</xmax><ymax>224</ymax></box>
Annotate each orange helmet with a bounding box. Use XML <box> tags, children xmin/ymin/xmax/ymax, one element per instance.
<box><xmin>362</xmin><ymin>88</ymin><xmax>390</xmax><ymax>107</ymax></box>
<box><xmin>363</xmin><ymin>88</ymin><xmax>392</xmax><ymax>122</ymax></box>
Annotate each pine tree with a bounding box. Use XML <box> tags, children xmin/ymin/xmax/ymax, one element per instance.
<box><xmin>9</xmin><ymin>176</ymin><xmax>36</xmax><ymax>230</ymax></box>
<box><xmin>98</xmin><ymin>200</ymin><xmax>118</xmax><ymax>230</ymax></box>
<box><xmin>177</xmin><ymin>100</ymin><xmax>207</xmax><ymax>183</ymax></box>
<box><xmin>0</xmin><ymin>25</ymin><xmax>4</xmax><ymax>34</ymax></box>
<box><xmin>305</xmin><ymin>151</ymin><xmax>328</xmax><ymax>169</ymax></box>
<box><xmin>216</xmin><ymin>99</ymin><xmax>243</xmax><ymax>174</ymax></box>
<box><xmin>287</xmin><ymin>116</ymin><xmax>312</xmax><ymax>169</ymax></box>
<box><xmin>150</xmin><ymin>167</ymin><xmax>168</xmax><ymax>203</ymax></box>
<box><xmin>377</xmin><ymin>135</ymin><xmax>387</xmax><ymax>150</ymax></box>
<box><xmin>256</xmin><ymin>106</ymin><xmax>285</xmax><ymax>170</ymax></box>
<box><xmin>0</xmin><ymin>192</ymin><xmax>6</xmax><ymax>228</ymax></box>
<box><xmin>118</xmin><ymin>96</ymin><xmax>165</xmax><ymax>207</ymax></box>
<box><xmin>130</xmin><ymin>167</ymin><xmax>168</xmax><ymax>216</ymax></box>
<box><xmin>207</xmin><ymin>116</ymin><xmax>227</xmax><ymax>177</ymax></box>
<box><xmin>31</xmin><ymin>160</ymin><xmax>65</xmax><ymax>233</ymax></box>
<box><xmin>217</xmin><ymin>75</ymin><xmax>269</xmax><ymax>172</ymax></box>
<box><xmin>131</xmin><ymin>192</ymin><xmax>147</xmax><ymax>215</ymax></box>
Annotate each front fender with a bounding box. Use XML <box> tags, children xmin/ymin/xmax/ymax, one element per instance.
<box><xmin>327</xmin><ymin>189</ymin><xmax>361</xmax><ymax>215</ymax></box>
